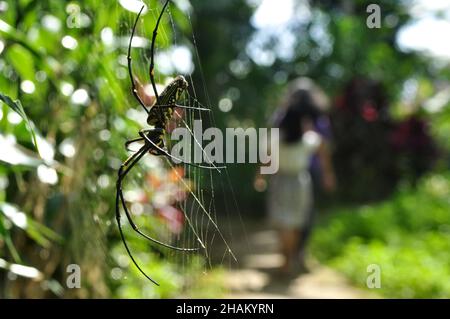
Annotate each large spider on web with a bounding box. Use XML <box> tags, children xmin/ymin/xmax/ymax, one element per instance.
<box><xmin>116</xmin><ymin>0</ymin><xmax>221</xmax><ymax>285</ymax></box>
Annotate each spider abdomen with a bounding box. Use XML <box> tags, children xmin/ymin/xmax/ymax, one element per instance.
<box><xmin>146</xmin><ymin>75</ymin><xmax>189</xmax><ymax>126</ymax></box>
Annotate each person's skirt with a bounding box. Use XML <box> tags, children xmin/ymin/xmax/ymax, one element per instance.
<box><xmin>267</xmin><ymin>170</ymin><xmax>313</xmax><ymax>229</ymax></box>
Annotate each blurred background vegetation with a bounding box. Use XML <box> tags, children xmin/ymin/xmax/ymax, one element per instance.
<box><xmin>0</xmin><ymin>0</ymin><xmax>449</xmax><ymax>298</ymax></box>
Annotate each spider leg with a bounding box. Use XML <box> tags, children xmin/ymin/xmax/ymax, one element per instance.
<box><xmin>119</xmin><ymin>192</ymin><xmax>197</xmax><ymax>252</ymax></box>
<box><xmin>115</xmin><ymin>145</ymin><xmax>159</xmax><ymax>285</ymax></box>
<box><xmin>127</xmin><ymin>5</ymin><xmax>150</xmax><ymax>114</ymax></box>
<box><xmin>139</xmin><ymin>129</ymin><xmax>225</xmax><ymax>171</ymax></box>
<box><xmin>116</xmin><ymin>143</ymin><xmax>198</xmax><ymax>284</ymax></box>
<box><xmin>157</xmin><ymin>104</ymin><xmax>210</xmax><ymax>112</ymax></box>
<box><xmin>116</xmin><ymin>217</ymin><xmax>159</xmax><ymax>285</ymax></box>
<box><xmin>125</xmin><ymin>137</ymin><xmax>145</xmax><ymax>151</ymax></box>
<box><xmin>117</xmin><ymin>142</ymin><xmax>198</xmax><ymax>252</ymax></box>
<box><xmin>149</xmin><ymin>0</ymin><xmax>171</xmax><ymax>121</ymax></box>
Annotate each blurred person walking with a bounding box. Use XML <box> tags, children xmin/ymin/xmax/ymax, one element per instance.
<box><xmin>259</xmin><ymin>78</ymin><xmax>335</xmax><ymax>275</ymax></box>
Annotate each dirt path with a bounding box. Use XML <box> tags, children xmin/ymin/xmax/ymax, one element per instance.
<box><xmin>221</xmin><ymin>221</ymin><xmax>378</xmax><ymax>299</ymax></box>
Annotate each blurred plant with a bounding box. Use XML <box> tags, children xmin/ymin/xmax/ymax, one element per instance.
<box><xmin>331</xmin><ymin>76</ymin><xmax>397</xmax><ymax>201</ymax></box>
<box><xmin>0</xmin><ymin>93</ymin><xmax>63</xmax><ymax>294</ymax></box>
<box><xmin>0</xmin><ymin>0</ymin><xmax>203</xmax><ymax>298</ymax></box>
<box><xmin>312</xmin><ymin>173</ymin><xmax>450</xmax><ymax>298</ymax></box>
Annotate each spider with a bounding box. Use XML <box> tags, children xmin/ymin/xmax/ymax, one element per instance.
<box><xmin>116</xmin><ymin>0</ymin><xmax>217</xmax><ymax>285</ymax></box>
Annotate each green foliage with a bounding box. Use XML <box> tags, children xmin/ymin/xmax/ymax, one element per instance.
<box><xmin>0</xmin><ymin>0</ymin><xmax>200</xmax><ymax>297</ymax></box>
<box><xmin>1</xmin><ymin>0</ymin><xmax>449</xmax><ymax>298</ymax></box>
<box><xmin>0</xmin><ymin>0</ymin><xmax>231</xmax><ymax>297</ymax></box>
<box><xmin>0</xmin><ymin>93</ymin><xmax>61</xmax><ymax>280</ymax></box>
<box><xmin>312</xmin><ymin>173</ymin><xmax>450</xmax><ymax>298</ymax></box>
<box><xmin>0</xmin><ymin>93</ymin><xmax>38</xmax><ymax>151</ymax></box>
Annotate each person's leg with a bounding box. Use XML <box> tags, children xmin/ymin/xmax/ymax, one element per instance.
<box><xmin>298</xmin><ymin>167</ymin><xmax>320</xmax><ymax>269</ymax></box>
<box><xmin>280</xmin><ymin>228</ymin><xmax>301</xmax><ymax>273</ymax></box>
<box><xmin>298</xmin><ymin>206</ymin><xmax>314</xmax><ymax>268</ymax></box>
<box><xmin>288</xmin><ymin>229</ymin><xmax>301</xmax><ymax>271</ymax></box>
<box><xmin>279</xmin><ymin>230</ymin><xmax>290</xmax><ymax>273</ymax></box>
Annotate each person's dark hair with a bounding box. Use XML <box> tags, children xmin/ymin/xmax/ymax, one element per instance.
<box><xmin>272</xmin><ymin>78</ymin><xmax>328</xmax><ymax>143</ymax></box>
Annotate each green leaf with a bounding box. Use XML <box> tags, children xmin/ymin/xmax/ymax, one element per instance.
<box><xmin>0</xmin><ymin>203</ymin><xmax>62</xmax><ymax>247</ymax></box>
<box><xmin>0</xmin><ymin>134</ymin><xmax>42</xmax><ymax>167</ymax></box>
<box><xmin>0</xmin><ymin>18</ymin><xmax>42</xmax><ymax>58</ymax></box>
<box><xmin>0</xmin><ymin>93</ymin><xmax>39</xmax><ymax>153</ymax></box>
<box><xmin>0</xmin><ymin>214</ymin><xmax>21</xmax><ymax>263</ymax></box>
<box><xmin>6</xmin><ymin>44</ymin><xmax>36</xmax><ymax>80</ymax></box>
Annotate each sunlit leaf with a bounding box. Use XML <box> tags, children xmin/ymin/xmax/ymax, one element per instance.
<box><xmin>0</xmin><ymin>258</ymin><xmax>43</xmax><ymax>280</ymax></box>
<box><xmin>0</xmin><ymin>202</ymin><xmax>63</xmax><ymax>247</ymax></box>
<box><xmin>0</xmin><ymin>93</ymin><xmax>39</xmax><ymax>153</ymax></box>
<box><xmin>118</xmin><ymin>0</ymin><xmax>148</xmax><ymax>14</ymax></box>
<box><xmin>0</xmin><ymin>134</ymin><xmax>42</xmax><ymax>167</ymax></box>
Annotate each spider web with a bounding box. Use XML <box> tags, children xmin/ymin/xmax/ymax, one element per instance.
<box><xmin>115</xmin><ymin>0</ymin><xmax>240</xmax><ymax>288</ymax></box>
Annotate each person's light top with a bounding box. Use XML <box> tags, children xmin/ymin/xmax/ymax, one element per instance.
<box><xmin>278</xmin><ymin>130</ymin><xmax>322</xmax><ymax>174</ymax></box>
